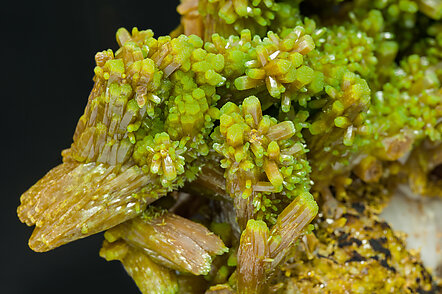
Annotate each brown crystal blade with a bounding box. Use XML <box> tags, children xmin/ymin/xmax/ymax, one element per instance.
<box><xmin>205</xmin><ymin>284</ymin><xmax>235</xmax><ymax>294</ymax></box>
<box><xmin>69</xmin><ymin>75</ymin><xmax>146</xmax><ymax>166</ymax></box>
<box><xmin>17</xmin><ymin>161</ymin><xmax>156</xmax><ymax>252</ymax></box>
<box><xmin>234</xmin><ymin>192</ymin><xmax>256</xmax><ymax>231</ymax></box>
<box><xmin>268</xmin><ymin>193</ymin><xmax>318</xmax><ymax>270</ymax></box>
<box><xmin>100</xmin><ymin>240</ymin><xmax>179</xmax><ymax>294</ymax></box>
<box><xmin>105</xmin><ymin>212</ymin><xmax>228</xmax><ymax>275</ymax></box>
<box><xmin>237</xmin><ymin>219</ymin><xmax>270</xmax><ymax>294</ymax></box>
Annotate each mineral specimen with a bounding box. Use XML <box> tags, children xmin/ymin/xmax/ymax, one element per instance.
<box><xmin>18</xmin><ymin>0</ymin><xmax>442</xmax><ymax>293</ymax></box>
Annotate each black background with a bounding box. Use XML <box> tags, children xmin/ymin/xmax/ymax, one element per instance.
<box><xmin>2</xmin><ymin>1</ymin><xmax>180</xmax><ymax>293</ymax></box>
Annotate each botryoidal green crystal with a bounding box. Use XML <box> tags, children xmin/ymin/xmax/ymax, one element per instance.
<box><xmin>17</xmin><ymin>0</ymin><xmax>442</xmax><ymax>293</ymax></box>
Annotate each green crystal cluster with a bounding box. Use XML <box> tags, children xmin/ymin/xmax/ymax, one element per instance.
<box><xmin>18</xmin><ymin>0</ymin><xmax>442</xmax><ymax>293</ymax></box>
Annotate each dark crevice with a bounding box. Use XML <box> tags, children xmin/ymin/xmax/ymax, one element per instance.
<box><xmin>429</xmin><ymin>164</ymin><xmax>442</xmax><ymax>183</ymax></box>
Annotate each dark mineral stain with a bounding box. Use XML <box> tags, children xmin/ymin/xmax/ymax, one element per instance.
<box><xmin>346</xmin><ymin>251</ymin><xmax>366</xmax><ymax>263</ymax></box>
<box><xmin>416</xmin><ymin>286</ymin><xmax>439</xmax><ymax>294</ymax></box>
<box><xmin>343</xmin><ymin>213</ymin><xmax>360</xmax><ymax>220</ymax></box>
<box><xmin>338</xmin><ymin>237</ymin><xmax>362</xmax><ymax>248</ymax></box>
<box><xmin>338</xmin><ymin>232</ymin><xmax>349</xmax><ymax>242</ymax></box>
<box><xmin>420</xmin><ymin>268</ymin><xmax>433</xmax><ymax>283</ymax></box>
<box><xmin>351</xmin><ymin>202</ymin><xmax>365</xmax><ymax>214</ymax></box>
<box><xmin>379</xmin><ymin>259</ymin><xmax>396</xmax><ymax>273</ymax></box>
<box><xmin>374</xmin><ymin>220</ymin><xmax>390</xmax><ymax>230</ymax></box>
<box><xmin>317</xmin><ymin>253</ymin><xmax>338</xmax><ymax>264</ymax></box>
<box><xmin>369</xmin><ymin>238</ymin><xmax>391</xmax><ymax>259</ymax></box>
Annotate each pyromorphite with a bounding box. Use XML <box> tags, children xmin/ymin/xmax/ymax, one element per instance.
<box><xmin>17</xmin><ymin>1</ymin><xmax>442</xmax><ymax>293</ymax></box>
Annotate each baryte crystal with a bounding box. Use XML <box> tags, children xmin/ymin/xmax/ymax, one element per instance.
<box><xmin>237</xmin><ymin>219</ymin><xmax>270</xmax><ymax>294</ymax></box>
<box><xmin>17</xmin><ymin>161</ymin><xmax>153</xmax><ymax>252</ymax></box>
<box><xmin>104</xmin><ymin>211</ymin><xmax>228</xmax><ymax>275</ymax></box>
